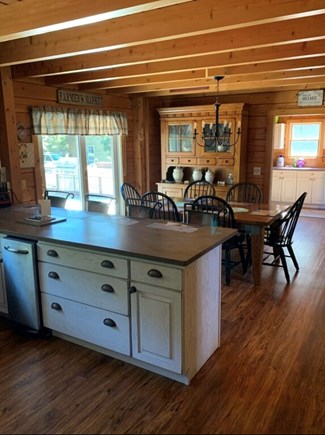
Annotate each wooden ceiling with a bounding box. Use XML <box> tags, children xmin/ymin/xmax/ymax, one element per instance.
<box><xmin>1</xmin><ymin>0</ymin><xmax>325</xmax><ymax>97</ymax></box>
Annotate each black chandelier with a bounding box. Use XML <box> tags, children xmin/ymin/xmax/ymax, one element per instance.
<box><xmin>193</xmin><ymin>76</ymin><xmax>241</xmax><ymax>149</ymax></box>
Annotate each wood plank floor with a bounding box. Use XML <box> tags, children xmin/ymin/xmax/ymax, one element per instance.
<box><xmin>0</xmin><ymin>216</ymin><xmax>324</xmax><ymax>434</ymax></box>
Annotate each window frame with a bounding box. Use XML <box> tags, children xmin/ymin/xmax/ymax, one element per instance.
<box><xmin>37</xmin><ymin>134</ymin><xmax>123</xmax><ymax>214</ymax></box>
<box><xmin>285</xmin><ymin>117</ymin><xmax>324</xmax><ymax>159</ymax></box>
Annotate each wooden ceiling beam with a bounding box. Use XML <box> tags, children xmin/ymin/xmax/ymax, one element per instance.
<box><xmin>102</xmin><ymin>76</ymin><xmax>325</xmax><ymax>95</ymax></box>
<box><xmin>0</xmin><ymin>0</ymin><xmax>192</xmax><ymax>42</ymax></box>
<box><xmin>78</xmin><ymin>68</ymin><xmax>325</xmax><ymax>92</ymax></box>
<box><xmin>45</xmin><ymin>54</ymin><xmax>325</xmax><ymax>87</ymax></box>
<box><xmin>78</xmin><ymin>70</ymin><xmax>206</xmax><ymax>90</ymax></box>
<box><xmin>13</xmin><ymin>39</ymin><xmax>325</xmax><ymax>80</ymax></box>
<box><xmin>1</xmin><ymin>1</ymin><xmax>325</xmax><ymax>65</ymax></box>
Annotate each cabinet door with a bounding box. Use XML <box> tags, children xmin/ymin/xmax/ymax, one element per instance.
<box><xmin>165</xmin><ymin>122</ymin><xmax>194</xmax><ymax>155</ymax></box>
<box><xmin>130</xmin><ymin>282</ymin><xmax>182</xmax><ymax>373</ymax></box>
<box><xmin>271</xmin><ymin>172</ymin><xmax>282</xmax><ymax>201</ymax></box>
<box><xmin>310</xmin><ymin>172</ymin><xmax>325</xmax><ymax>204</ymax></box>
<box><xmin>281</xmin><ymin>171</ymin><xmax>297</xmax><ymax>202</ymax></box>
<box><xmin>296</xmin><ymin>173</ymin><xmax>312</xmax><ymax>203</ymax></box>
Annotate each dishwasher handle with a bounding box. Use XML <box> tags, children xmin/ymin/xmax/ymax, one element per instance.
<box><xmin>4</xmin><ymin>245</ymin><xmax>29</xmax><ymax>255</ymax></box>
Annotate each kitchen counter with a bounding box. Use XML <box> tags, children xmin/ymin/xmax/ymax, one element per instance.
<box><xmin>0</xmin><ymin>205</ymin><xmax>235</xmax><ymax>384</ymax></box>
<box><xmin>273</xmin><ymin>166</ymin><xmax>325</xmax><ymax>171</ymax></box>
<box><xmin>0</xmin><ymin>205</ymin><xmax>236</xmax><ymax>266</ymax></box>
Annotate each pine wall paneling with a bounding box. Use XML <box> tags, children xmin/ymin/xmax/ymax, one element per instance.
<box><xmin>9</xmin><ymin>78</ymin><xmax>135</xmax><ymax>204</ymax></box>
<box><xmin>145</xmin><ymin>89</ymin><xmax>325</xmax><ymax>202</ymax></box>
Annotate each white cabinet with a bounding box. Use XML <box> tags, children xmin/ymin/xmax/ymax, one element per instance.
<box><xmin>296</xmin><ymin>171</ymin><xmax>325</xmax><ymax>205</ymax></box>
<box><xmin>130</xmin><ymin>259</ymin><xmax>182</xmax><ymax>373</ymax></box>
<box><xmin>272</xmin><ymin>169</ymin><xmax>325</xmax><ymax>205</ymax></box>
<box><xmin>37</xmin><ymin>240</ymin><xmax>222</xmax><ymax>384</ymax></box>
<box><xmin>271</xmin><ymin>170</ymin><xmax>297</xmax><ymax>202</ymax></box>
<box><xmin>38</xmin><ymin>242</ymin><xmax>131</xmax><ymax>356</ymax></box>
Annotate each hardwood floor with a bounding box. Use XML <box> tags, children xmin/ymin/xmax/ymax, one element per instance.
<box><xmin>0</xmin><ymin>216</ymin><xmax>324</xmax><ymax>434</ymax></box>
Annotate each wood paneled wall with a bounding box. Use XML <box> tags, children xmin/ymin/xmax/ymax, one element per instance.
<box><xmin>2</xmin><ymin>71</ymin><xmax>325</xmax><ymax>204</ymax></box>
<box><xmin>144</xmin><ymin>90</ymin><xmax>325</xmax><ymax>202</ymax></box>
<box><xmin>0</xmin><ymin>70</ymin><xmax>134</xmax><ymax>204</ymax></box>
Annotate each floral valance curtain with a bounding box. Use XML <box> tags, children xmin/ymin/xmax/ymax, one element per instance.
<box><xmin>31</xmin><ymin>106</ymin><xmax>128</xmax><ymax>136</ymax></box>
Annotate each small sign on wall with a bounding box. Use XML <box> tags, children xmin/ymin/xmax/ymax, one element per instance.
<box><xmin>298</xmin><ymin>90</ymin><xmax>324</xmax><ymax>107</ymax></box>
<box><xmin>57</xmin><ymin>89</ymin><xmax>103</xmax><ymax>107</ymax></box>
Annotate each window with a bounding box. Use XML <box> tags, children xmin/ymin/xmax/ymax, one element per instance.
<box><xmin>39</xmin><ymin>134</ymin><xmax>123</xmax><ymax>214</ymax></box>
<box><xmin>289</xmin><ymin>122</ymin><xmax>321</xmax><ymax>157</ymax></box>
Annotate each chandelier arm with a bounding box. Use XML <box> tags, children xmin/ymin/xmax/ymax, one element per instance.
<box><xmin>192</xmin><ymin>75</ymin><xmax>241</xmax><ymax>149</ymax></box>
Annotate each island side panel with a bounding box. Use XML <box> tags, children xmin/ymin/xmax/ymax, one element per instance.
<box><xmin>183</xmin><ymin>245</ymin><xmax>221</xmax><ymax>381</ymax></box>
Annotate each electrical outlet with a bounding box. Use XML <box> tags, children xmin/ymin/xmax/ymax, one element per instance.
<box><xmin>21</xmin><ymin>179</ymin><xmax>27</xmax><ymax>189</ymax></box>
<box><xmin>253</xmin><ymin>167</ymin><xmax>261</xmax><ymax>176</ymax></box>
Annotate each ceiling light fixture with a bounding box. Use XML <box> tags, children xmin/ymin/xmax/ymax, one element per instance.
<box><xmin>193</xmin><ymin>76</ymin><xmax>241</xmax><ymax>150</ymax></box>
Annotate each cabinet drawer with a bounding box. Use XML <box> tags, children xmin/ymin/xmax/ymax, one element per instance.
<box><xmin>217</xmin><ymin>158</ymin><xmax>234</xmax><ymax>166</ymax></box>
<box><xmin>166</xmin><ymin>157</ymin><xmax>179</xmax><ymax>165</ymax></box>
<box><xmin>38</xmin><ymin>243</ymin><xmax>128</xmax><ymax>279</ymax></box>
<box><xmin>130</xmin><ymin>260</ymin><xmax>182</xmax><ymax>290</ymax></box>
<box><xmin>197</xmin><ymin>158</ymin><xmax>217</xmax><ymax>166</ymax></box>
<box><xmin>39</xmin><ymin>263</ymin><xmax>128</xmax><ymax>315</ymax></box>
<box><xmin>160</xmin><ymin>187</ymin><xmax>184</xmax><ymax>197</ymax></box>
<box><xmin>41</xmin><ymin>293</ymin><xmax>130</xmax><ymax>356</ymax></box>
<box><xmin>180</xmin><ymin>157</ymin><xmax>197</xmax><ymax>165</ymax></box>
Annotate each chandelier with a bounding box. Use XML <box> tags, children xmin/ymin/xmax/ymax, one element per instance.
<box><xmin>193</xmin><ymin>76</ymin><xmax>241</xmax><ymax>149</ymax></box>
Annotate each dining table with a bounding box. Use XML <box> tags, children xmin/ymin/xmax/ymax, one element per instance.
<box><xmin>172</xmin><ymin>197</ymin><xmax>291</xmax><ymax>286</ymax></box>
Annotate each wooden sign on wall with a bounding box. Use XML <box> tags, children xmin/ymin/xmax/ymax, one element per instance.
<box><xmin>57</xmin><ymin>89</ymin><xmax>103</xmax><ymax>107</ymax></box>
<box><xmin>297</xmin><ymin>90</ymin><xmax>324</xmax><ymax>107</ymax></box>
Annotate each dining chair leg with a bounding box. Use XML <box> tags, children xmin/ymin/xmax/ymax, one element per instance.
<box><xmin>279</xmin><ymin>248</ymin><xmax>290</xmax><ymax>284</ymax></box>
<box><xmin>238</xmin><ymin>244</ymin><xmax>247</xmax><ymax>274</ymax></box>
<box><xmin>246</xmin><ymin>235</ymin><xmax>252</xmax><ymax>267</ymax></box>
<box><xmin>287</xmin><ymin>245</ymin><xmax>299</xmax><ymax>271</ymax></box>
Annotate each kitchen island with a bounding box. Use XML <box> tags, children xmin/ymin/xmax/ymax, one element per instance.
<box><xmin>0</xmin><ymin>206</ymin><xmax>236</xmax><ymax>384</ymax></box>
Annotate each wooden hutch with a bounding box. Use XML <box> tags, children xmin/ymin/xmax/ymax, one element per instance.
<box><xmin>157</xmin><ymin>103</ymin><xmax>248</xmax><ymax>198</ymax></box>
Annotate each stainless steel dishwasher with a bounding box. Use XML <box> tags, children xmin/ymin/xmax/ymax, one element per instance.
<box><xmin>1</xmin><ymin>237</ymin><xmax>42</xmax><ymax>333</ymax></box>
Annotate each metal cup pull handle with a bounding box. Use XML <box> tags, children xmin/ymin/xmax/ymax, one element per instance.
<box><xmin>103</xmin><ymin>318</ymin><xmax>116</xmax><ymax>327</ymax></box>
<box><xmin>101</xmin><ymin>260</ymin><xmax>114</xmax><ymax>269</ymax></box>
<box><xmin>148</xmin><ymin>269</ymin><xmax>163</xmax><ymax>278</ymax></box>
<box><xmin>51</xmin><ymin>302</ymin><xmax>62</xmax><ymax>311</ymax></box>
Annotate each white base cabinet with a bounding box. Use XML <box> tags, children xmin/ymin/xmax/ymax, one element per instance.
<box><xmin>296</xmin><ymin>171</ymin><xmax>325</xmax><ymax>205</ymax></box>
<box><xmin>37</xmin><ymin>241</ymin><xmax>222</xmax><ymax>384</ymax></box>
<box><xmin>272</xmin><ymin>169</ymin><xmax>325</xmax><ymax>206</ymax></box>
<box><xmin>38</xmin><ymin>242</ymin><xmax>131</xmax><ymax>355</ymax></box>
<box><xmin>271</xmin><ymin>170</ymin><xmax>297</xmax><ymax>203</ymax></box>
<box><xmin>130</xmin><ymin>259</ymin><xmax>182</xmax><ymax>373</ymax></box>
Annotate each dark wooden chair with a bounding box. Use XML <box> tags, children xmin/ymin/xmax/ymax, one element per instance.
<box><xmin>187</xmin><ymin>195</ymin><xmax>247</xmax><ymax>285</ymax></box>
<box><xmin>263</xmin><ymin>191</ymin><xmax>307</xmax><ymax>283</ymax></box>
<box><xmin>183</xmin><ymin>180</ymin><xmax>215</xmax><ymax>200</ymax></box>
<box><xmin>120</xmin><ymin>183</ymin><xmax>142</xmax><ymax>215</ymax></box>
<box><xmin>44</xmin><ymin>190</ymin><xmax>74</xmax><ymax>208</ymax></box>
<box><xmin>226</xmin><ymin>182</ymin><xmax>263</xmax><ymax>267</ymax></box>
<box><xmin>141</xmin><ymin>191</ymin><xmax>181</xmax><ymax>222</ymax></box>
<box><xmin>226</xmin><ymin>182</ymin><xmax>263</xmax><ymax>205</ymax></box>
<box><xmin>85</xmin><ymin>194</ymin><xmax>115</xmax><ymax>214</ymax></box>
<box><xmin>127</xmin><ymin>202</ymin><xmax>153</xmax><ymax>219</ymax></box>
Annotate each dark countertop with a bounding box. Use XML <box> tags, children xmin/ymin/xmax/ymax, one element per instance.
<box><xmin>0</xmin><ymin>205</ymin><xmax>236</xmax><ymax>266</ymax></box>
<box><xmin>273</xmin><ymin>166</ymin><xmax>325</xmax><ymax>171</ymax></box>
